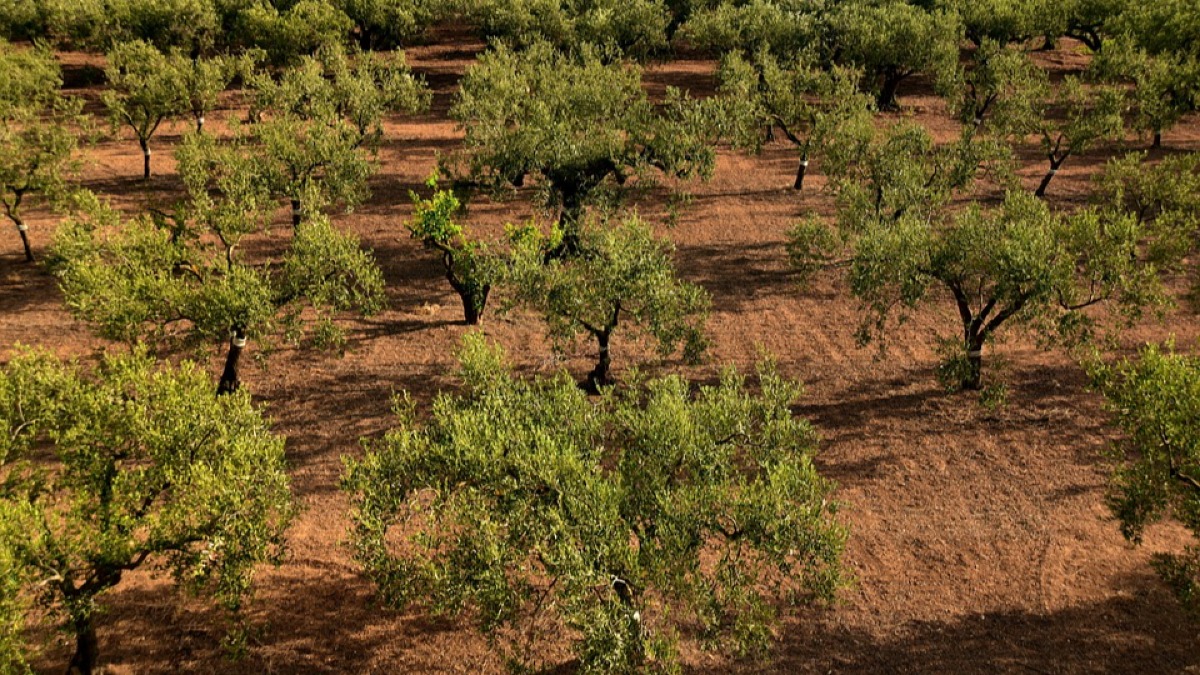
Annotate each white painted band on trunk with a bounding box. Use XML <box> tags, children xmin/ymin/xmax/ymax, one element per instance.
<box><xmin>968</xmin><ymin>350</ymin><xmax>982</xmax><ymax>357</ymax></box>
<box><xmin>800</xmin><ymin>160</ymin><xmax>809</xmax><ymax>167</ymax></box>
<box><xmin>198</xmin><ymin>116</ymin><xmax>205</xmax><ymax>126</ymax></box>
<box><xmin>16</xmin><ymin>224</ymin><xmax>28</xmax><ymax>232</ymax></box>
<box><xmin>232</xmin><ymin>336</ymin><xmax>247</xmax><ymax>348</ymax></box>
<box><xmin>1048</xmin><ymin>168</ymin><xmax>1058</xmax><ymax>174</ymax></box>
<box><xmin>144</xmin><ymin>149</ymin><xmax>151</xmax><ymax>156</ymax></box>
<box><xmin>973</xmin><ymin>117</ymin><xmax>983</xmax><ymax>125</ymax></box>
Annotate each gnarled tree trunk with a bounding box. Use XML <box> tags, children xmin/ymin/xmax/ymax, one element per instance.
<box><xmin>794</xmin><ymin>151</ymin><xmax>809</xmax><ymax>191</ymax></box>
<box><xmin>217</xmin><ymin>327</ymin><xmax>247</xmax><ymax>395</ymax></box>
<box><xmin>586</xmin><ymin>330</ymin><xmax>612</xmax><ymax>393</ymax></box>
<box><xmin>1035</xmin><ymin>155</ymin><xmax>1067</xmax><ymax>198</ymax></box>
<box><xmin>139</xmin><ymin>139</ymin><xmax>151</xmax><ymax>180</ymax></box>
<box><xmin>14</xmin><ymin>218</ymin><xmax>32</xmax><ymax>263</ymax></box>
<box><xmin>67</xmin><ymin>616</ymin><xmax>98</xmax><ymax>675</ymax></box>
<box><xmin>877</xmin><ymin>72</ymin><xmax>905</xmax><ymax>111</ymax></box>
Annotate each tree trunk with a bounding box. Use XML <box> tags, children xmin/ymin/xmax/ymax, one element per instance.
<box><xmin>67</xmin><ymin>616</ymin><xmax>98</xmax><ymax>675</ymax></box>
<box><xmin>1034</xmin><ymin>156</ymin><xmax>1065</xmax><ymax>198</ymax></box>
<box><xmin>196</xmin><ymin>114</ymin><xmax>205</xmax><ymax>134</ymax></box>
<box><xmin>765</xmin><ymin>122</ymin><xmax>775</xmax><ymax>144</ymax></box>
<box><xmin>217</xmin><ymin>328</ymin><xmax>246</xmax><ymax>396</ymax></box>
<box><xmin>1152</xmin><ymin>130</ymin><xmax>1162</xmax><ymax>149</ymax></box>
<box><xmin>546</xmin><ymin>191</ymin><xmax>585</xmax><ymax>260</ymax></box>
<box><xmin>963</xmin><ymin>336</ymin><xmax>984</xmax><ymax>391</ymax></box>
<box><xmin>15</xmin><ymin>218</ymin><xmax>32</xmax><ymax>262</ymax></box>
<box><xmin>291</xmin><ymin>199</ymin><xmax>302</xmax><ymax>227</ymax></box>
<box><xmin>140</xmin><ymin>139</ymin><xmax>151</xmax><ymax>180</ymax></box>
<box><xmin>877</xmin><ymin>73</ymin><xmax>903</xmax><ymax>111</ymax></box>
<box><xmin>586</xmin><ymin>331</ymin><xmax>612</xmax><ymax>392</ymax></box>
<box><xmin>793</xmin><ymin>152</ymin><xmax>809</xmax><ymax>191</ymax></box>
<box><xmin>459</xmin><ymin>286</ymin><xmax>489</xmax><ymax>325</ymax></box>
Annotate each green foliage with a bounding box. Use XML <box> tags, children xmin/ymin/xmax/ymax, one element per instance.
<box><xmin>101</xmin><ymin>40</ymin><xmax>187</xmax><ymax>177</ymax></box>
<box><xmin>167</xmin><ymin>50</ymin><xmax>246</xmax><ymax>132</ymax></box>
<box><xmin>718</xmin><ymin>50</ymin><xmax>873</xmax><ymax>189</ymax></box>
<box><xmin>344</xmin><ymin>333</ymin><xmax>846</xmax><ymax>672</ymax></box>
<box><xmin>793</xmin><ymin>188</ymin><xmax>1182</xmax><ymax>390</ymax></box>
<box><xmin>1097</xmin><ymin>152</ymin><xmax>1200</xmax><ymax>246</ymax></box>
<box><xmin>466</xmin><ymin>0</ymin><xmax>671</xmax><ymax>60</ymax></box>
<box><xmin>49</xmin><ymin>137</ymin><xmax>385</xmax><ymax>389</ymax></box>
<box><xmin>235</xmin><ymin>0</ymin><xmax>354</xmax><ymax>66</ymax></box>
<box><xmin>679</xmin><ymin>0</ymin><xmax>823</xmax><ymax>58</ymax></box>
<box><xmin>1030</xmin><ymin>76</ymin><xmax>1125</xmax><ymax>197</ymax></box>
<box><xmin>829</xmin><ymin>0</ymin><xmax>963</xmax><ymax>110</ymax></box>
<box><xmin>0</xmin><ymin>540</ymin><xmax>28</xmax><ymax>673</ymax></box>
<box><xmin>0</xmin><ymin>348</ymin><xmax>294</xmax><ymax>672</ymax></box>
<box><xmin>1089</xmin><ymin>343</ymin><xmax>1200</xmax><ymax>614</ymax></box>
<box><xmin>1111</xmin><ymin>0</ymin><xmax>1200</xmax><ymax>59</ymax></box>
<box><xmin>249</xmin><ymin>45</ymin><xmax>430</xmax><ymax>223</ymax></box>
<box><xmin>820</xmin><ymin>121</ymin><xmax>1004</xmax><ymax>230</ymax></box>
<box><xmin>506</xmin><ymin>215</ymin><xmax>709</xmax><ymax>387</ymax></box>
<box><xmin>448</xmin><ymin>41</ymin><xmax>720</xmax><ymax>235</ymax></box>
<box><xmin>407</xmin><ymin>181</ymin><xmax>503</xmax><ymax>324</ymax></box>
<box><xmin>948</xmin><ymin>40</ymin><xmax>1048</xmax><ymax>138</ymax></box>
<box><xmin>1061</xmin><ymin>0</ymin><xmax>1131</xmax><ymax>52</ymax></box>
<box><xmin>1090</xmin><ymin>37</ymin><xmax>1199</xmax><ymax>147</ymax></box>
<box><xmin>336</xmin><ymin>0</ymin><xmax>446</xmax><ymax>49</ymax></box>
<box><xmin>936</xmin><ymin>0</ymin><xmax>1061</xmax><ymax>46</ymax></box>
<box><xmin>0</xmin><ymin>40</ymin><xmax>84</xmax><ymax>262</ymax></box>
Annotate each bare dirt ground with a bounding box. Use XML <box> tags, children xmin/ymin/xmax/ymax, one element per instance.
<box><xmin>3</xmin><ymin>29</ymin><xmax>1200</xmax><ymax>674</ymax></box>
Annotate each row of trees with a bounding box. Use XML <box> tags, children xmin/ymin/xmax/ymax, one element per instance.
<box><xmin>0</xmin><ymin>335</ymin><xmax>845</xmax><ymax>673</ymax></box>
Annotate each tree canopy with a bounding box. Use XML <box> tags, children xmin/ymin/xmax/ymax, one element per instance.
<box><xmin>449</xmin><ymin>41</ymin><xmax>721</xmax><ymax>251</ymax></box>
<box><xmin>0</xmin><ymin>348</ymin><xmax>294</xmax><ymax>675</ymax></box>
<box><xmin>1090</xmin><ymin>343</ymin><xmax>1200</xmax><ymax>615</ymax></box>
<box><xmin>248</xmin><ymin>44</ymin><xmax>430</xmax><ymax>225</ymax></box>
<box><xmin>50</xmin><ymin>138</ymin><xmax>386</xmax><ymax>394</ymax></box>
<box><xmin>0</xmin><ymin>40</ymin><xmax>83</xmax><ymax>262</ymax></box>
<box><xmin>344</xmin><ymin>333</ymin><xmax>846</xmax><ymax>672</ymax></box>
<box><xmin>506</xmin><ymin>215</ymin><xmax>710</xmax><ymax>389</ymax></box>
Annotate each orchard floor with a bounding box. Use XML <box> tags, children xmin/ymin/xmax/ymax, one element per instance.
<box><xmin>4</xmin><ymin>30</ymin><xmax>1200</xmax><ymax>674</ymax></box>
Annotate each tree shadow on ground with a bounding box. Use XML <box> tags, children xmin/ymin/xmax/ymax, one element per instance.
<box><xmin>35</xmin><ymin>568</ymin><xmax>472</xmax><ymax>675</ymax></box>
<box><xmin>706</xmin><ymin>573</ymin><xmax>1200</xmax><ymax>673</ymax></box>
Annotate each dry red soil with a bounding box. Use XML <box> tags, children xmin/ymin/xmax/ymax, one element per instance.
<box><xmin>3</xmin><ymin>30</ymin><xmax>1200</xmax><ymax>674</ymax></box>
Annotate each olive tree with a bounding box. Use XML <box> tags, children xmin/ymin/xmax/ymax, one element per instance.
<box><xmin>234</xmin><ymin>0</ymin><xmax>354</xmax><ymax>67</ymax></box>
<box><xmin>336</xmin><ymin>0</ymin><xmax>446</xmax><ymax>50</ymax></box>
<box><xmin>101</xmin><ymin>40</ymin><xmax>186</xmax><ymax>180</ymax></box>
<box><xmin>0</xmin><ymin>348</ymin><xmax>294</xmax><ymax>675</ymax></box>
<box><xmin>168</xmin><ymin>50</ymin><xmax>247</xmax><ymax>134</ymax></box>
<box><xmin>791</xmin><ymin>190</ymin><xmax>1182</xmax><ymax>390</ymax></box>
<box><xmin>936</xmin><ymin>0</ymin><xmax>1062</xmax><ymax>47</ymax></box>
<box><xmin>449</xmin><ymin>41</ymin><xmax>720</xmax><ymax>255</ymax></box>
<box><xmin>50</xmin><ymin>134</ymin><xmax>386</xmax><ymax>394</ymax></box>
<box><xmin>466</xmin><ymin>0</ymin><xmax>672</xmax><ymax>60</ymax></box>
<box><xmin>0</xmin><ymin>41</ymin><xmax>83</xmax><ymax>262</ymax></box>
<box><xmin>1098</xmin><ymin>152</ymin><xmax>1200</xmax><ymax>235</ymax></box>
<box><xmin>344</xmin><ymin>333</ymin><xmax>847</xmax><ymax>672</ymax></box>
<box><xmin>1089</xmin><ymin>343</ymin><xmax>1200</xmax><ymax>614</ymax></box>
<box><xmin>1090</xmin><ymin>39</ymin><xmax>1199</xmax><ymax>149</ymax></box>
<box><xmin>719</xmin><ymin>51</ymin><xmax>873</xmax><ymax>190</ymax></box>
<box><xmin>1031</xmin><ymin>77</ymin><xmax>1125</xmax><ymax>198</ymax></box>
<box><xmin>678</xmin><ymin>0</ymin><xmax>823</xmax><ymax>58</ymax></box>
<box><xmin>249</xmin><ymin>45</ymin><xmax>430</xmax><ymax>226</ymax></box>
<box><xmin>406</xmin><ymin>181</ymin><xmax>503</xmax><ymax>325</ymax></box>
<box><xmin>948</xmin><ymin>40</ymin><xmax>1048</xmax><ymax>140</ymax></box>
<box><xmin>506</xmin><ymin>215</ymin><xmax>709</xmax><ymax>390</ymax></box>
<box><xmin>828</xmin><ymin>0</ymin><xmax>962</xmax><ymax>110</ymax></box>
<box><xmin>1061</xmin><ymin>0</ymin><xmax>1131</xmax><ymax>52</ymax></box>
<box><xmin>819</xmin><ymin>121</ymin><xmax>1002</xmax><ymax>229</ymax></box>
